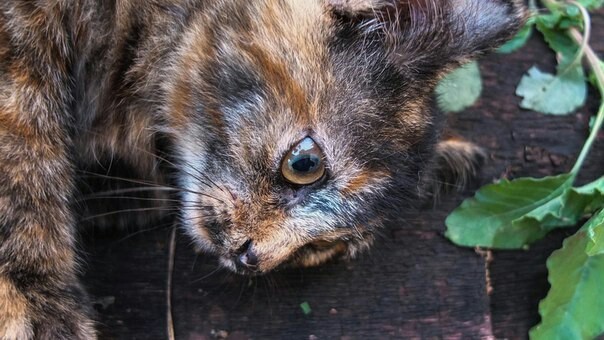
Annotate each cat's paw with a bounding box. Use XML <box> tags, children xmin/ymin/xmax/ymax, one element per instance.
<box><xmin>0</xmin><ymin>278</ymin><xmax>96</xmax><ymax>340</ymax></box>
<box><xmin>0</xmin><ymin>305</ymin><xmax>96</xmax><ymax>340</ymax></box>
<box><xmin>31</xmin><ymin>309</ymin><xmax>96</xmax><ymax>340</ymax></box>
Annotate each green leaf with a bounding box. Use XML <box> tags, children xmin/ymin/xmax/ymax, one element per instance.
<box><xmin>588</xmin><ymin>61</ymin><xmax>604</xmax><ymax>88</ymax></box>
<box><xmin>535</xmin><ymin>7</ymin><xmax>584</xmax><ymax>32</ymax></box>
<box><xmin>445</xmin><ymin>174</ymin><xmax>574</xmax><ymax>249</ymax></box>
<box><xmin>536</xmin><ymin>16</ymin><xmax>580</xmax><ymax>69</ymax></box>
<box><xmin>516</xmin><ymin>66</ymin><xmax>587</xmax><ymax>115</ymax></box>
<box><xmin>300</xmin><ymin>302</ymin><xmax>312</xmax><ymax>315</ymax></box>
<box><xmin>535</xmin><ymin>12</ymin><xmax>562</xmax><ymax>30</ymax></box>
<box><xmin>565</xmin><ymin>5</ymin><xmax>581</xmax><ymax>18</ymax></box>
<box><xmin>435</xmin><ymin>61</ymin><xmax>482</xmax><ymax>113</ymax></box>
<box><xmin>446</xmin><ymin>175</ymin><xmax>604</xmax><ymax>249</ymax></box>
<box><xmin>586</xmin><ymin>221</ymin><xmax>604</xmax><ymax>256</ymax></box>
<box><xmin>519</xmin><ymin>177</ymin><xmax>604</xmax><ymax>229</ymax></box>
<box><xmin>498</xmin><ymin>18</ymin><xmax>535</xmax><ymax>54</ymax></box>
<box><xmin>530</xmin><ymin>211</ymin><xmax>604</xmax><ymax>340</ymax></box>
<box><xmin>568</xmin><ymin>177</ymin><xmax>604</xmax><ymax>213</ymax></box>
<box><xmin>576</xmin><ymin>0</ymin><xmax>604</xmax><ymax>10</ymax></box>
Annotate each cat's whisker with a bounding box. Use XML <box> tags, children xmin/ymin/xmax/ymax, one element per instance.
<box><xmin>78</xmin><ymin>170</ymin><xmax>167</xmax><ymax>188</ymax></box>
<box><xmin>178</xmin><ymin>213</ymin><xmax>225</xmax><ymax>223</ymax></box>
<box><xmin>77</xmin><ymin>195</ymin><xmax>209</xmax><ymax>207</ymax></box>
<box><xmin>112</xmin><ymin>223</ymin><xmax>173</xmax><ymax>245</ymax></box>
<box><xmin>78</xmin><ymin>170</ymin><xmax>228</xmax><ymax>204</ymax></box>
<box><xmin>134</xmin><ymin>147</ymin><xmax>232</xmax><ymax>200</ymax></box>
<box><xmin>81</xmin><ymin>187</ymin><xmax>180</xmax><ymax>198</ymax></box>
<box><xmin>78</xmin><ymin>195</ymin><xmax>181</xmax><ymax>203</ymax></box>
<box><xmin>79</xmin><ymin>207</ymin><xmax>184</xmax><ymax>221</ymax></box>
<box><xmin>179</xmin><ymin>205</ymin><xmax>221</xmax><ymax>211</ymax></box>
<box><xmin>190</xmin><ymin>265</ymin><xmax>225</xmax><ymax>283</ymax></box>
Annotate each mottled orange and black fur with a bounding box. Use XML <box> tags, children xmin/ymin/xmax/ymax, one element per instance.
<box><xmin>0</xmin><ymin>0</ymin><xmax>525</xmax><ymax>338</ymax></box>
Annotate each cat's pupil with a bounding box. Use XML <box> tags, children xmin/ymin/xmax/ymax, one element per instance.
<box><xmin>292</xmin><ymin>156</ymin><xmax>318</xmax><ymax>172</ymax></box>
<box><xmin>281</xmin><ymin>136</ymin><xmax>326</xmax><ymax>185</ymax></box>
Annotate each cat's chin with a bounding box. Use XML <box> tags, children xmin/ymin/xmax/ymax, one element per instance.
<box><xmin>217</xmin><ymin>238</ymin><xmax>372</xmax><ymax>276</ymax></box>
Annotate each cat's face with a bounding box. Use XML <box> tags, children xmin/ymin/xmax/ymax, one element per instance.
<box><xmin>164</xmin><ymin>0</ymin><xmax>524</xmax><ymax>274</ymax></box>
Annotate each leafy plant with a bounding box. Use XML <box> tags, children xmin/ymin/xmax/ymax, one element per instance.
<box><xmin>435</xmin><ymin>61</ymin><xmax>482</xmax><ymax>113</ymax></box>
<box><xmin>438</xmin><ymin>1</ymin><xmax>604</xmax><ymax>338</ymax></box>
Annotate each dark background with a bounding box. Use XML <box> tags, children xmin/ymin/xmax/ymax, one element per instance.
<box><xmin>80</xmin><ymin>9</ymin><xmax>604</xmax><ymax>340</ymax></box>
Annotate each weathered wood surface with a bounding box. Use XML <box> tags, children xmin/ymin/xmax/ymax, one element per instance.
<box><xmin>81</xmin><ymin>10</ymin><xmax>604</xmax><ymax>340</ymax></box>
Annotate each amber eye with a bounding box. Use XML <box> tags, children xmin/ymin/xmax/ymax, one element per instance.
<box><xmin>281</xmin><ymin>137</ymin><xmax>326</xmax><ymax>185</ymax></box>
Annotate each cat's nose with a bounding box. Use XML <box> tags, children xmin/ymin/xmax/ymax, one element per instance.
<box><xmin>235</xmin><ymin>240</ymin><xmax>258</xmax><ymax>270</ymax></box>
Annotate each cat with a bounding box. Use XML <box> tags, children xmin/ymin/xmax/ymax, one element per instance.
<box><xmin>0</xmin><ymin>0</ymin><xmax>525</xmax><ymax>338</ymax></box>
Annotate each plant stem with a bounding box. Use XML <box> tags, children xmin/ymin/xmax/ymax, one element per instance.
<box><xmin>569</xmin><ymin>28</ymin><xmax>604</xmax><ymax>176</ymax></box>
<box><xmin>538</xmin><ymin>0</ymin><xmax>603</xmax><ymax>177</ymax></box>
<box><xmin>560</xmin><ymin>2</ymin><xmax>591</xmax><ymax>74</ymax></box>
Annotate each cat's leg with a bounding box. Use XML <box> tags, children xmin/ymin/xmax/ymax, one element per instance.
<box><xmin>0</xmin><ymin>5</ymin><xmax>95</xmax><ymax>340</ymax></box>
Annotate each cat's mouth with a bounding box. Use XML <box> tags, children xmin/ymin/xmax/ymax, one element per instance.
<box><xmin>218</xmin><ymin>239</ymin><xmax>349</xmax><ymax>276</ymax></box>
<box><xmin>287</xmin><ymin>240</ymin><xmax>349</xmax><ymax>267</ymax></box>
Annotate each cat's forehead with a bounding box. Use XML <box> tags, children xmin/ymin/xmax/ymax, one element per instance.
<box><xmin>225</xmin><ymin>0</ymin><xmax>334</xmax><ymax>123</ymax></box>
<box><xmin>199</xmin><ymin>0</ymin><xmax>332</xmax><ymax>68</ymax></box>
<box><xmin>168</xmin><ymin>0</ymin><xmax>339</xmax><ymax>127</ymax></box>
<box><xmin>167</xmin><ymin>0</ymin><xmax>435</xmax><ymax>151</ymax></box>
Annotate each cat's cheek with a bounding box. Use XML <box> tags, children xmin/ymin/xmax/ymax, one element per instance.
<box><xmin>189</xmin><ymin>226</ymin><xmax>218</xmax><ymax>254</ymax></box>
<box><xmin>180</xmin><ymin>202</ymin><xmax>219</xmax><ymax>254</ymax></box>
<box><xmin>217</xmin><ymin>257</ymin><xmax>238</xmax><ymax>272</ymax></box>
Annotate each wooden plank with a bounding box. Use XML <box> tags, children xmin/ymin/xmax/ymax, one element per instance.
<box><xmin>82</xmin><ymin>220</ymin><xmax>492</xmax><ymax>339</ymax></box>
<box><xmin>170</xmin><ymin>228</ymin><xmax>491</xmax><ymax>339</ymax></box>
<box><xmin>482</xmin><ymin>9</ymin><xmax>604</xmax><ymax>339</ymax></box>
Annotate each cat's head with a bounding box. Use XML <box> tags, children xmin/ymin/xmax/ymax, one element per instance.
<box><xmin>163</xmin><ymin>0</ymin><xmax>525</xmax><ymax>274</ymax></box>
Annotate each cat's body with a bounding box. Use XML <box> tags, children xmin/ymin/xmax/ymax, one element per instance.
<box><xmin>0</xmin><ymin>0</ymin><xmax>524</xmax><ymax>338</ymax></box>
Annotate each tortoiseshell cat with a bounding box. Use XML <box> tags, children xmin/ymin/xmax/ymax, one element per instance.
<box><xmin>0</xmin><ymin>0</ymin><xmax>525</xmax><ymax>338</ymax></box>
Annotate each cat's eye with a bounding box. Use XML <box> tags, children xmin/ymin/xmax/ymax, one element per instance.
<box><xmin>281</xmin><ymin>137</ymin><xmax>326</xmax><ymax>185</ymax></box>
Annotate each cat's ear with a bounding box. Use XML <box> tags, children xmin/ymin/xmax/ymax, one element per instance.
<box><xmin>327</xmin><ymin>0</ymin><xmax>527</xmax><ymax>74</ymax></box>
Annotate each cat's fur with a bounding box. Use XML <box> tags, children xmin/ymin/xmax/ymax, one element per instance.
<box><xmin>0</xmin><ymin>0</ymin><xmax>525</xmax><ymax>338</ymax></box>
